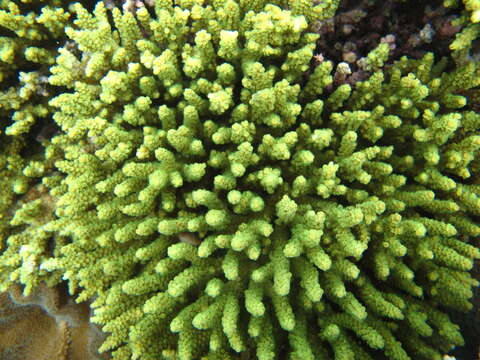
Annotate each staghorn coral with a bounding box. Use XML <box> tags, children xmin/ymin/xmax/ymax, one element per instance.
<box><xmin>26</xmin><ymin>0</ymin><xmax>480</xmax><ymax>359</ymax></box>
<box><xmin>0</xmin><ymin>0</ymin><xmax>71</xmax><ymax>136</ymax></box>
<box><xmin>0</xmin><ymin>0</ymin><xmax>81</xmax><ymax>294</ymax></box>
<box><xmin>0</xmin><ymin>283</ymin><xmax>109</xmax><ymax>360</ymax></box>
<box><xmin>0</xmin><ymin>181</ymin><xmax>69</xmax><ymax>296</ymax></box>
<box><xmin>446</xmin><ymin>0</ymin><xmax>480</xmax><ymax>60</ymax></box>
<box><xmin>0</xmin><ymin>0</ymin><xmax>478</xmax><ymax>359</ymax></box>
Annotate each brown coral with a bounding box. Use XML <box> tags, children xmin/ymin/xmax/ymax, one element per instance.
<box><xmin>0</xmin><ymin>283</ymin><xmax>109</xmax><ymax>360</ymax></box>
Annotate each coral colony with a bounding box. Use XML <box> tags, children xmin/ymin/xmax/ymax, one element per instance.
<box><xmin>1</xmin><ymin>0</ymin><xmax>480</xmax><ymax>359</ymax></box>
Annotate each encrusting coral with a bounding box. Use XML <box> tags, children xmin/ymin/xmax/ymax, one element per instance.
<box><xmin>0</xmin><ymin>286</ymin><xmax>70</xmax><ymax>360</ymax></box>
<box><xmin>0</xmin><ymin>0</ymin><xmax>479</xmax><ymax>359</ymax></box>
<box><xmin>0</xmin><ymin>283</ymin><xmax>109</xmax><ymax>360</ymax></box>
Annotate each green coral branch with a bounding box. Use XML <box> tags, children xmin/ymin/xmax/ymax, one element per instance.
<box><xmin>0</xmin><ymin>0</ymin><xmax>479</xmax><ymax>360</ymax></box>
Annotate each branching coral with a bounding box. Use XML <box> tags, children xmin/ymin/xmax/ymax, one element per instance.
<box><xmin>0</xmin><ymin>0</ymin><xmax>479</xmax><ymax>360</ymax></box>
<box><xmin>0</xmin><ymin>0</ymin><xmax>71</xmax><ymax>135</ymax></box>
<box><xmin>0</xmin><ymin>0</ymin><xmax>75</xmax><ymax>294</ymax></box>
<box><xmin>33</xmin><ymin>1</ymin><xmax>480</xmax><ymax>359</ymax></box>
<box><xmin>446</xmin><ymin>0</ymin><xmax>480</xmax><ymax>59</ymax></box>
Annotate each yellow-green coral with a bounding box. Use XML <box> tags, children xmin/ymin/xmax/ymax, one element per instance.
<box><xmin>445</xmin><ymin>0</ymin><xmax>480</xmax><ymax>59</ymax></box>
<box><xmin>0</xmin><ymin>0</ymin><xmax>71</xmax><ymax>132</ymax></box>
<box><xmin>0</xmin><ymin>0</ymin><xmax>72</xmax><ymax>295</ymax></box>
<box><xmin>0</xmin><ymin>0</ymin><xmax>480</xmax><ymax>360</ymax></box>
